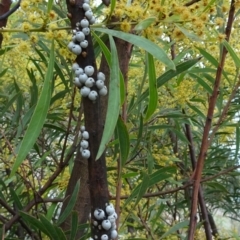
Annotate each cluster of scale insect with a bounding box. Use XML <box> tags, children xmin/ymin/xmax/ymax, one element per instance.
<box><xmin>72</xmin><ymin>62</ymin><xmax>108</xmax><ymax>101</ymax></box>
<box><xmin>79</xmin><ymin>126</ymin><xmax>90</xmax><ymax>159</ymax></box>
<box><xmin>68</xmin><ymin>0</ymin><xmax>95</xmax><ymax>55</ymax></box>
<box><xmin>68</xmin><ymin>0</ymin><xmax>108</xmax><ymax>101</ymax></box>
<box><xmin>88</xmin><ymin>203</ymin><xmax>118</xmax><ymax>240</ymax></box>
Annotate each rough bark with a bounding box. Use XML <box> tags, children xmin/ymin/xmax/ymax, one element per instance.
<box><xmin>0</xmin><ymin>0</ymin><xmax>12</xmax><ymax>47</ymax></box>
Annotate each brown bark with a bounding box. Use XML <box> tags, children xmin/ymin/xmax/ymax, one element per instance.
<box><xmin>63</xmin><ymin>0</ymin><xmax>110</xmax><ymax>238</ymax></box>
<box><xmin>0</xmin><ymin>0</ymin><xmax>12</xmax><ymax>47</ymax></box>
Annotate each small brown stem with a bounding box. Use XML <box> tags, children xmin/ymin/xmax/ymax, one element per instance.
<box><xmin>188</xmin><ymin>1</ymin><xmax>236</xmax><ymax>239</ymax></box>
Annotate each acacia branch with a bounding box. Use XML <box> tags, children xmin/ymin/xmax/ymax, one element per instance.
<box><xmin>188</xmin><ymin>2</ymin><xmax>236</xmax><ymax>236</ymax></box>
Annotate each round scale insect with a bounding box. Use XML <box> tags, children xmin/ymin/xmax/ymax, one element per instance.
<box><xmin>108</xmin><ymin>214</ymin><xmax>116</xmax><ymax>223</ymax></box>
<box><xmin>85</xmin><ymin>77</ymin><xmax>95</xmax><ymax>88</ymax></box>
<box><xmin>88</xmin><ymin>90</ymin><xmax>98</xmax><ymax>101</ymax></box>
<box><xmin>89</xmin><ymin>16</ymin><xmax>96</xmax><ymax>25</ymax></box>
<box><xmin>81</xmin><ymin>149</ymin><xmax>90</xmax><ymax>159</ymax></box>
<box><xmin>67</xmin><ymin>41</ymin><xmax>75</xmax><ymax>50</ymax></box>
<box><xmin>75</xmin><ymin>68</ymin><xmax>84</xmax><ymax>76</ymax></box>
<box><xmin>83</xmin><ymin>0</ymin><xmax>90</xmax><ymax>3</ymax></box>
<box><xmin>101</xmin><ymin>220</ymin><xmax>112</xmax><ymax>230</ymax></box>
<box><xmin>93</xmin><ymin>209</ymin><xmax>105</xmax><ymax>220</ymax></box>
<box><xmin>82</xmin><ymin>27</ymin><xmax>90</xmax><ymax>36</ymax></box>
<box><xmin>80</xmin><ymin>19</ymin><xmax>89</xmax><ymax>28</ymax></box>
<box><xmin>71</xmin><ymin>45</ymin><xmax>82</xmax><ymax>55</ymax></box>
<box><xmin>73</xmin><ymin>77</ymin><xmax>82</xmax><ymax>87</ymax></box>
<box><xmin>80</xmin><ymin>86</ymin><xmax>91</xmax><ymax>97</ymax></box>
<box><xmin>96</xmin><ymin>80</ymin><xmax>104</xmax><ymax>89</ymax></box>
<box><xmin>80</xmin><ymin>40</ymin><xmax>88</xmax><ymax>48</ymax></box>
<box><xmin>84</xmin><ymin>66</ymin><xmax>94</xmax><ymax>76</ymax></box>
<box><xmin>105</xmin><ymin>203</ymin><xmax>115</xmax><ymax>216</ymax></box>
<box><xmin>75</xmin><ymin>31</ymin><xmax>85</xmax><ymax>42</ymax></box>
<box><xmin>99</xmin><ymin>86</ymin><xmax>108</xmax><ymax>96</ymax></box>
<box><xmin>72</xmin><ymin>62</ymin><xmax>79</xmax><ymax>71</ymax></box>
<box><xmin>82</xmin><ymin>3</ymin><xmax>90</xmax><ymax>11</ymax></box>
<box><xmin>101</xmin><ymin>234</ymin><xmax>108</xmax><ymax>240</ymax></box>
<box><xmin>111</xmin><ymin>230</ymin><xmax>118</xmax><ymax>239</ymax></box>
<box><xmin>80</xmin><ymin>126</ymin><xmax>85</xmax><ymax>131</ymax></box>
<box><xmin>72</xmin><ymin>35</ymin><xmax>77</xmax><ymax>42</ymax></box>
<box><xmin>80</xmin><ymin>140</ymin><xmax>89</xmax><ymax>149</ymax></box>
<box><xmin>85</xmin><ymin>10</ymin><xmax>93</xmax><ymax>19</ymax></box>
<box><xmin>82</xmin><ymin>131</ymin><xmax>89</xmax><ymax>140</ymax></box>
<box><xmin>97</xmin><ymin>72</ymin><xmax>106</xmax><ymax>81</ymax></box>
<box><xmin>79</xmin><ymin>73</ymin><xmax>88</xmax><ymax>83</ymax></box>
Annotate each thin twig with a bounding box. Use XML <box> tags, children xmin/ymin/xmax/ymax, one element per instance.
<box><xmin>188</xmin><ymin>1</ymin><xmax>236</xmax><ymax>239</ymax></box>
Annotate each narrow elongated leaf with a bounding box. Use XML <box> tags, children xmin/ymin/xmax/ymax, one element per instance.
<box><xmin>47</xmin><ymin>0</ymin><xmax>54</xmax><ymax>13</ymax></box>
<box><xmin>117</xmin><ymin>117</ymin><xmax>130</xmax><ymax>167</ymax></box>
<box><xmin>189</xmin><ymin>73</ymin><xmax>212</xmax><ymax>94</ymax></box>
<box><xmin>20</xmin><ymin>212</ymin><xmax>49</xmax><ymax>235</ymax></box>
<box><xmin>57</xmin><ymin>180</ymin><xmax>80</xmax><ymax>225</ymax></box>
<box><xmin>39</xmin><ymin>215</ymin><xmax>59</xmax><ymax>239</ymax></box>
<box><xmin>134</xmin><ymin>17</ymin><xmax>156</xmax><ymax>31</ymax></box>
<box><xmin>135</xmin><ymin>172</ymin><xmax>150</xmax><ymax>206</ymax></box>
<box><xmin>222</xmin><ymin>40</ymin><xmax>240</xmax><ymax>68</ymax></box>
<box><xmin>11</xmin><ymin>41</ymin><xmax>54</xmax><ymax>176</ymax></box>
<box><xmin>93</xmin><ymin>28</ymin><xmax>175</xmax><ymax>70</ymax></box>
<box><xmin>0</xmin><ymin>68</ymin><xmax>7</xmax><ymax>77</ymax></box>
<box><xmin>92</xmin><ymin>31</ymin><xmax>125</xmax><ymax>104</ymax></box>
<box><xmin>160</xmin><ymin>220</ymin><xmax>189</xmax><ymax>239</ymax></box>
<box><xmin>70</xmin><ymin>211</ymin><xmax>78</xmax><ymax>240</ymax></box>
<box><xmin>196</xmin><ymin>47</ymin><xmax>218</xmax><ymax>66</ymax></box>
<box><xmin>145</xmin><ymin>53</ymin><xmax>158</xmax><ymax>120</ymax></box>
<box><xmin>176</xmin><ymin>24</ymin><xmax>202</xmax><ymax>41</ymax></box>
<box><xmin>96</xmin><ymin>36</ymin><xmax>120</xmax><ymax>160</ymax></box>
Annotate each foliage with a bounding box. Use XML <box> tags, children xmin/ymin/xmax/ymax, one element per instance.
<box><xmin>0</xmin><ymin>0</ymin><xmax>240</xmax><ymax>239</ymax></box>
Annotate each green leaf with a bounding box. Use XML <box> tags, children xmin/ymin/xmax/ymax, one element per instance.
<box><xmin>92</xmin><ymin>27</ymin><xmax>175</xmax><ymax>70</ymax></box>
<box><xmin>39</xmin><ymin>215</ymin><xmax>66</xmax><ymax>240</ymax></box>
<box><xmin>137</xmin><ymin>58</ymin><xmax>201</xmax><ymax>105</ymax></box>
<box><xmin>47</xmin><ymin>0</ymin><xmax>54</xmax><ymax>13</ymax></box>
<box><xmin>0</xmin><ymin>68</ymin><xmax>8</xmax><ymax>77</ymax></box>
<box><xmin>190</xmin><ymin>73</ymin><xmax>212</xmax><ymax>94</ymax></box>
<box><xmin>175</xmin><ymin>24</ymin><xmax>202</xmax><ymax>42</ymax></box>
<box><xmin>69</xmin><ymin>211</ymin><xmax>78</xmax><ymax>240</ymax></box>
<box><xmin>222</xmin><ymin>40</ymin><xmax>240</xmax><ymax>68</ymax></box>
<box><xmin>9</xmin><ymin>188</ymin><xmax>23</xmax><ymax>210</ymax></box>
<box><xmin>206</xmin><ymin>182</ymin><xmax>228</xmax><ymax>193</ymax></box>
<box><xmin>11</xmin><ymin>41</ymin><xmax>55</xmax><ymax>176</ymax></box>
<box><xmin>116</xmin><ymin>117</ymin><xmax>130</xmax><ymax>167</ymax></box>
<box><xmin>135</xmin><ymin>172</ymin><xmax>150</xmax><ymax>206</ymax></box>
<box><xmin>160</xmin><ymin>220</ymin><xmax>189</xmax><ymax>239</ymax></box>
<box><xmin>196</xmin><ymin>47</ymin><xmax>219</xmax><ymax>66</ymax></box>
<box><xmin>20</xmin><ymin>212</ymin><xmax>49</xmax><ymax>235</ymax></box>
<box><xmin>96</xmin><ymin>36</ymin><xmax>120</xmax><ymax>160</ymax></box>
<box><xmin>92</xmin><ymin>31</ymin><xmax>125</xmax><ymax>105</ymax></box>
<box><xmin>134</xmin><ymin>17</ymin><xmax>156</xmax><ymax>31</ymax></box>
<box><xmin>109</xmin><ymin>0</ymin><xmax>116</xmax><ymax>17</ymax></box>
<box><xmin>57</xmin><ymin>180</ymin><xmax>80</xmax><ymax>225</ymax></box>
<box><xmin>145</xmin><ymin>53</ymin><xmax>158</xmax><ymax>121</ymax></box>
